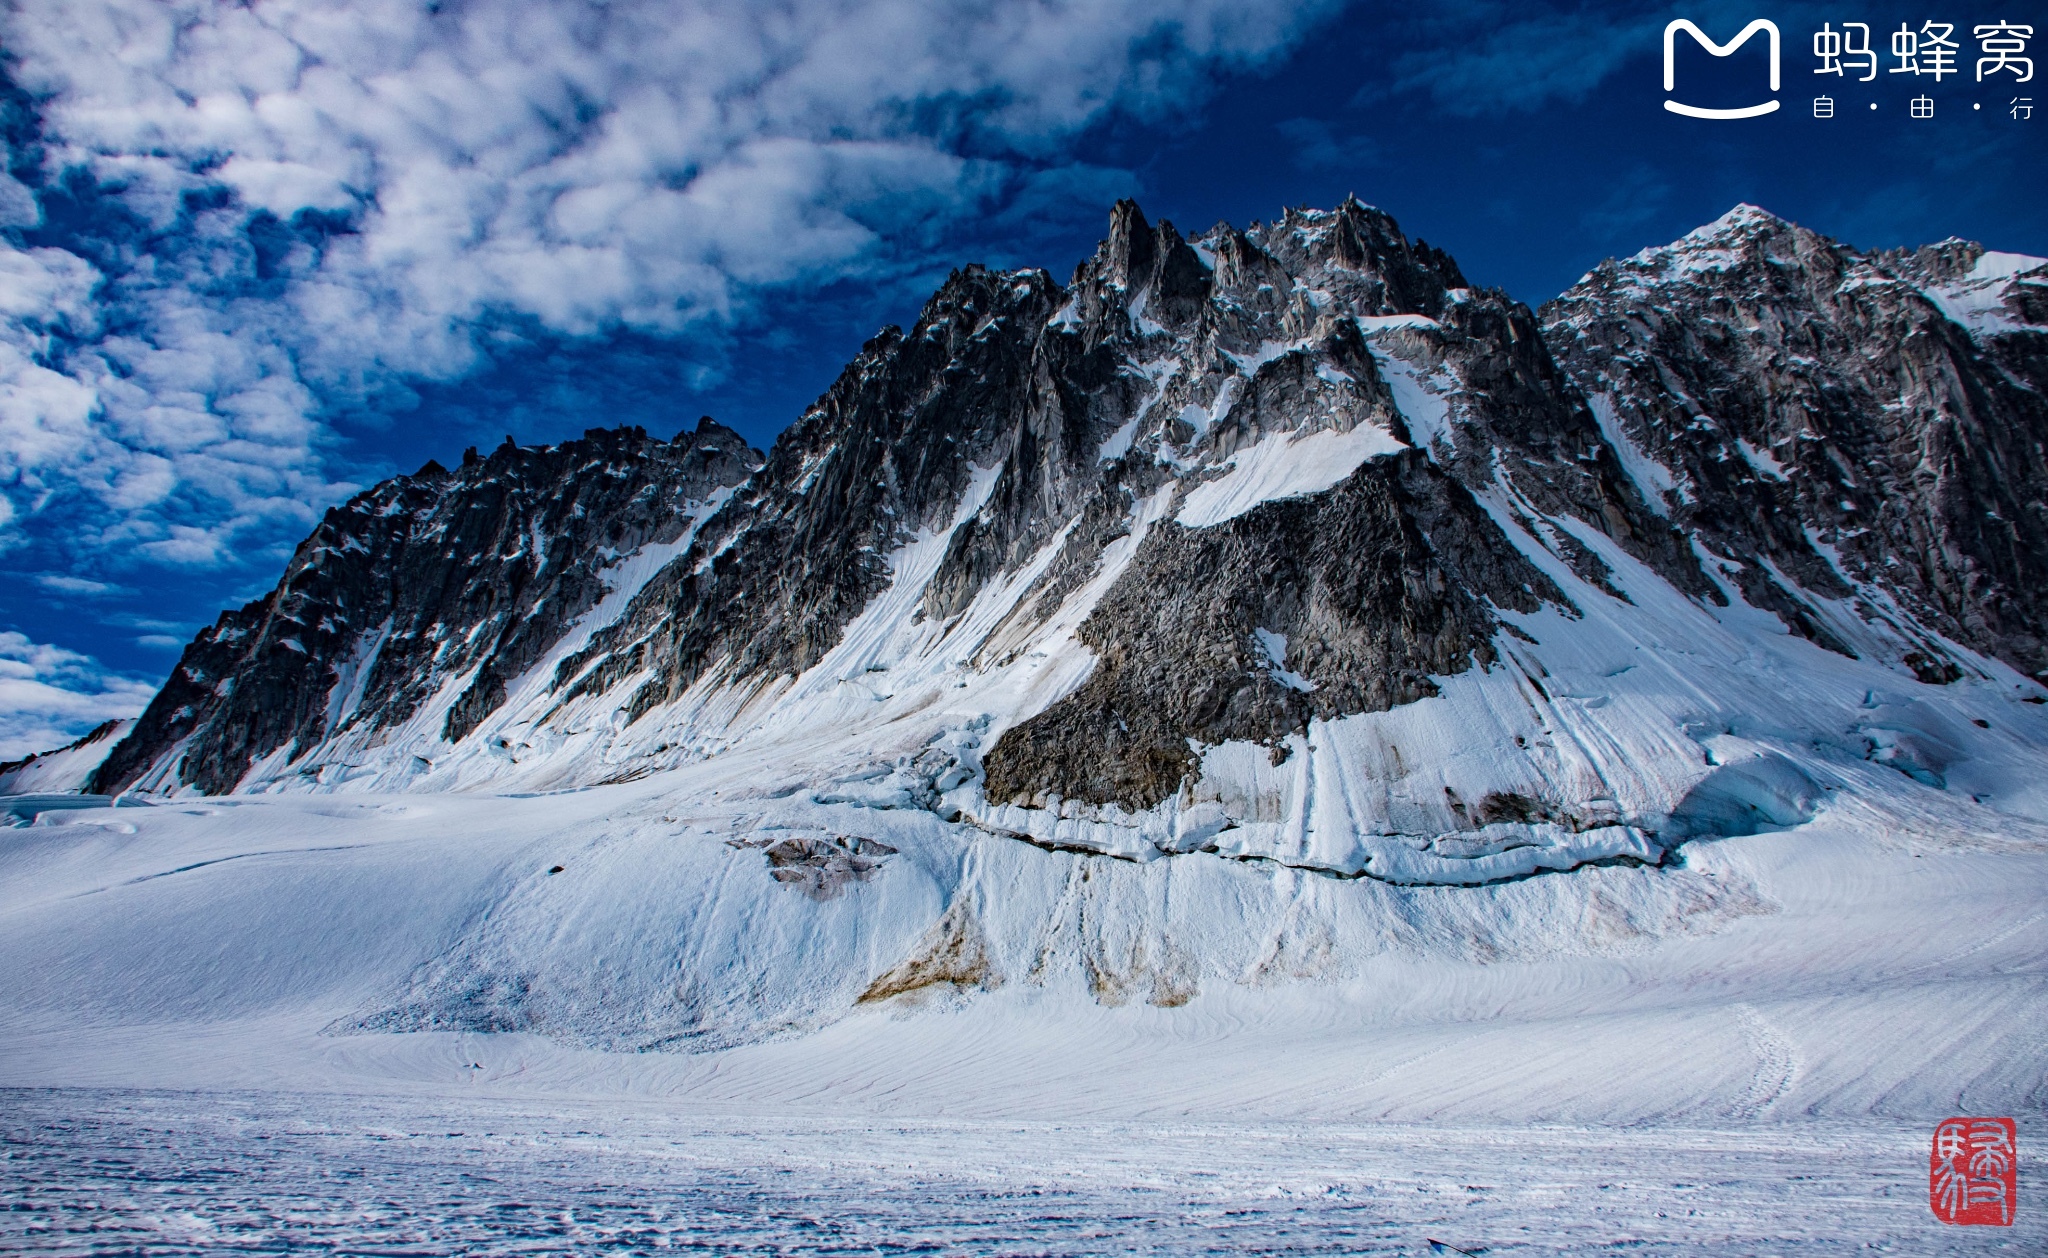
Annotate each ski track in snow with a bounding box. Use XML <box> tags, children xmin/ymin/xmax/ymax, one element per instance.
<box><xmin>1730</xmin><ymin>1003</ymin><xmax>1799</xmax><ymax>1118</ymax></box>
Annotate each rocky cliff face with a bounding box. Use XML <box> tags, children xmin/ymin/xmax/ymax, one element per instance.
<box><xmin>1542</xmin><ymin>206</ymin><xmax>2048</xmax><ymax>685</ymax></box>
<box><xmin>92</xmin><ymin>422</ymin><xmax>761</xmax><ymax>795</ymax></box>
<box><xmin>81</xmin><ymin>200</ymin><xmax>2048</xmax><ymax>892</ymax></box>
<box><xmin>527</xmin><ymin>198</ymin><xmax>1709</xmax><ymax>813</ymax></box>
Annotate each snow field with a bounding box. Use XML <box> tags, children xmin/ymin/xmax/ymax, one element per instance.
<box><xmin>4</xmin><ymin>1091</ymin><xmax>2042</xmax><ymax>1254</ymax></box>
<box><xmin>2</xmin><ymin>758</ymin><xmax>2043</xmax><ymax>1127</ymax></box>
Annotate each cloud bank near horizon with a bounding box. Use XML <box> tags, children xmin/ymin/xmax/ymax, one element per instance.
<box><xmin>0</xmin><ymin>630</ymin><xmax>155</xmax><ymax>761</ymax></box>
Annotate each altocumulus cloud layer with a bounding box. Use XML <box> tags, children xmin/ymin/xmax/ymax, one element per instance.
<box><xmin>0</xmin><ymin>0</ymin><xmax>1336</xmax><ymax>757</ymax></box>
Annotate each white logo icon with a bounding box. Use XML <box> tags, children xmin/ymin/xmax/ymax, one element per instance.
<box><xmin>1665</xmin><ymin>19</ymin><xmax>1782</xmax><ymax>118</ymax></box>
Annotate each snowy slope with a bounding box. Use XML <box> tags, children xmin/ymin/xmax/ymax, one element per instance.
<box><xmin>6</xmin><ymin>516</ymin><xmax>2047</xmax><ymax>1085</ymax></box>
<box><xmin>6</xmin><ymin>201</ymin><xmax>2046</xmax><ymax>1134</ymax></box>
<box><xmin>0</xmin><ymin>719</ymin><xmax>131</xmax><ymax>794</ymax></box>
<box><xmin>2</xmin><ymin>739</ymin><xmax>2044</xmax><ymax>1129</ymax></box>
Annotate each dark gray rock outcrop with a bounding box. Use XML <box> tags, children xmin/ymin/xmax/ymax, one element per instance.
<box><xmin>1542</xmin><ymin>206</ymin><xmax>2048</xmax><ymax>683</ymax></box>
<box><xmin>92</xmin><ymin>422</ymin><xmax>761</xmax><ymax>794</ymax></box>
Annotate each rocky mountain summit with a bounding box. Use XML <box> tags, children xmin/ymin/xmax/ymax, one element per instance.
<box><xmin>1543</xmin><ymin>206</ymin><xmax>2048</xmax><ymax>684</ymax></box>
<box><xmin>78</xmin><ymin>200</ymin><xmax>2048</xmax><ymax>894</ymax></box>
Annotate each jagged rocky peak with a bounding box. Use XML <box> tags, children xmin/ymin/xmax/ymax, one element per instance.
<box><xmin>1543</xmin><ymin>203</ymin><xmax>2048</xmax><ymax>685</ymax></box>
<box><xmin>90</xmin><ymin>197</ymin><xmax>1693</xmax><ymax>815</ymax></box>
<box><xmin>92</xmin><ymin>420</ymin><xmax>764</xmax><ymax>796</ymax></box>
<box><xmin>1669</xmin><ymin>201</ymin><xmax>1800</xmax><ymax>246</ymax></box>
<box><xmin>1064</xmin><ymin>197</ymin><xmax>1469</xmax><ymax>348</ymax></box>
<box><xmin>541</xmin><ymin>261</ymin><xmax>1085</xmax><ymax>730</ymax></box>
<box><xmin>1660</xmin><ymin>205</ymin><xmax>2048</xmax><ymax>326</ymax></box>
<box><xmin>1242</xmin><ymin>196</ymin><xmax>1469</xmax><ymax>318</ymax></box>
<box><xmin>1057</xmin><ymin>198</ymin><xmax>1210</xmax><ymax>337</ymax></box>
<box><xmin>954</xmin><ymin>201</ymin><xmax>1696</xmax><ymax>813</ymax></box>
<box><xmin>74</xmin><ymin>198</ymin><xmax>2048</xmax><ymax>898</ymax></box>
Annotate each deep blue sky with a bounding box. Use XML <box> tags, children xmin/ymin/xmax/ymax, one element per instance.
<box><xmin>400</xmin><ymin>2</ymin><xmax>2047</xmax><ymax>500</ymax></box>
<box><xmin>371</xmin><ymin>4</ymin><xmax>2047</xmax><ymax>486</ymax></box>
<box><xmin>2</xmin><ymin>0</ymin><xmax>2043</xmax><ymax>754</ymax></box>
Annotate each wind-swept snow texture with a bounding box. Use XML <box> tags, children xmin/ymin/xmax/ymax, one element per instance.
<box><xmin>8</xmin><ymin>1094</ymin><xmax>2042</xmax><ymax>1256</ymax></box>
<box><xmin>6</xmin><ymin>200</ymin><xmax>2047</xmax><ymax>1139</ymax></box>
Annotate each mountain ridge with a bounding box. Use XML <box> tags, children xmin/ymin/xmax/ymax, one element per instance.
<box><xmin>38</xmin><ymin>197</ymin><xmax>2048</xmax><ymax>899</ymax></box>
<box><xmin>1542</xmin><ymin>201</ymin><xmax>2048</xmax><ymax>684</ymax></box>
<box><xmin>89</xmin><ymin>420</ymin><xmax>763</xmax><ymax>795</ymax></box>
<box><xmin>8</xmin><ymin>198</ymin><xmax>2048</xmax><ymax>1063</ymax></box>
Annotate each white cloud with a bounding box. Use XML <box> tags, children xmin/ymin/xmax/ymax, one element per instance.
<box><xmin>0</xmin><ymin>630</ymin><xmax>157</xmax><ymax>760</ymax></box>
<box><xmin>0</xmin><ymin>173</ymin><xmax>39</xmax><ymax>228</ymax></box>
<box><xmin>0</xmin><ymin>0</ymin><xmax>1337</xmax><ymax>753</ymax></box>
<box><xmin>0</xmin><ymin>0</ymin><xmax>1336</xmax><ymax>571</ymax></box>
<box><xmin>34</xmin><ymin>574</ymin><xmax>123</xmax><ymax>596</ymax></box>
<box><xmin>0</xmin><ymin>228</ymin><xmax>345</xmax><ymax>568</ymax></box>
<box><xmin>215</xmin><ymin>157</ymin><xmax>358</xmax><ymax>216</ymax></box>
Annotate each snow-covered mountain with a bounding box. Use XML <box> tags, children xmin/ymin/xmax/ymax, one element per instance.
<box><xmin>90</xmin><ymin>421</ymin><xmax>764</xmax><ymax>796</ymax></box>
<box><xmin>86</xmin><ymin>200</ymin><xmax>2048</xmax><ymax>865</ymax></box>
<box><xmin>1544</xmin><ymin>205</ymin><xmax>2048</xmax><ymax>684</ymax></box>
<box><xmin>8</xmin><ymin>200</ymin><xmax>2047</xmax><ymax>1068</ymax></box>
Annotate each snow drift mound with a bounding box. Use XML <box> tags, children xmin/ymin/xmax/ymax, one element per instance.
<box><xmin>5</xmin><ymin>746</ymin><xmax>2045</xmax><ymax>1122</ymax></box>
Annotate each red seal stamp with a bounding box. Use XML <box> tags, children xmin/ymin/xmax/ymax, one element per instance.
<box><xmin>1930</xmin><ymin>1117</ymin><xmax>2016</xmax><ymax>1226</ymax></box>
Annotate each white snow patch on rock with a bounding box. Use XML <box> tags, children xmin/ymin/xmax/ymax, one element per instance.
<box><xmin>1735</xmin><ymin>437</ymin><xmax>1789</xmax><ymax>481</ymax></box>
<box><xmin>1252</xmin><ymin>628</ymin><xmax>1314</xmax><ymax>692</ymax></box>
<box><xmin>1176</xmin><ymin>423</ymin><xmax>1405</xmax><ymax>528</ymax></box>
<box><xmin>1919</xmin><ymin>249</ymin><xmax>2046</xmax><ymax>335</ymax></box>
<box><xmin>1587</xmin><ymin>392</ymin><xmax>1682</xmax><ymax>513</ymax></box>
<box><xmin>1369</xmin><ymin>350</ymin><xmax>1455</xmax><ymax>454</ymax></box>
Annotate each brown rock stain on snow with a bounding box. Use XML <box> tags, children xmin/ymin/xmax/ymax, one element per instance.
<box><xmin>858</xmin><ymin>899</ymin><xmax>1002</xmax><ymax>1004</ymax></box>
